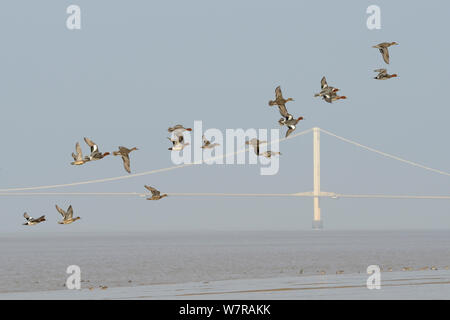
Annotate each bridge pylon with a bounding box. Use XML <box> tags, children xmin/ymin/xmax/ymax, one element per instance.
<box><xmin>313</xmin><ymin>127</ymin><xmax>323</xmax><ymax>229</ymax></box>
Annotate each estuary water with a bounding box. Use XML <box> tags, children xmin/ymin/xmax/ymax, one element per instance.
<box><xmin>1</xmin><ymin>230</ymin><xmax>449</xmax><ymax>294</ymax></box>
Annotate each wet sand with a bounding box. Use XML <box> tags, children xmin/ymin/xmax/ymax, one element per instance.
<box><xmin>1</xmin><ymin>270</ymin><xmax>450</xmax><ymax>299</ymax></box>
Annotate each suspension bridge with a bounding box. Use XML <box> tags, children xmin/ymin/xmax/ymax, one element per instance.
<box><xmin>0</xmin><ymin>127</ymin><xmax>449</xmax><ymax>229</ymax></box>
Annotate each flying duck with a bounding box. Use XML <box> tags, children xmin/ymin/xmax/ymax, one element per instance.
<box><xmin>168</xmin><ymin>136</ymin><xmax>189</xmax><ymax>151</ymax></box>
<box><xmin>84</xmin><ymin>137</ymin><xmax>110</xmax><ymax>161</ymax></box>
<box><xmin>168</xmin><ymin>125</ymin><xmax>192</xmax><ymax>135</ymax></box>
<box><xmin>269</xmin><ymin>86</ymin><xmax>294</xmax><ymax>117</ymax></box>
<box><xmin>279</xmin><ymin>116</ymin><xmax>304</xmax><ymax>137</ymax></box>
<box><xmin>168</xmin><ymin>125</ymin><xmax>191</xmax><ymax>151</ymax></box>
<box><xmin>56</xmin><ymin>205</ymin><xmax>81</xmax><ymax>224</ymax></box>
<box><xmin>23</xmin><ymin>212</ymin><xmax>46</xmax><ymax>226</ymax></box>
<box><xmin>201</xmin><ymin>135</ymin><xmax>220</xmax><ymax>149</ymax></box>
<box><xmin>373</xmin><ymin>68</ymin><xmax>398</xmax><ymax>80</ymax></box>
<box><xmin>144</xmin><ymin>185</ymin><xmax>168</xmax><ymax>200</ymax></box>
<box><xmin>323</xmin><ymin>91</ymin><xmax>347</xmax><ymax>103</ymax></box>
<box><xmin>113</xmin><ymin>146</ymin><xmax>138</xmax><ymax>173</ymax></box>
<box><xmin>71</xmin><ymin>142</ymin><xmax>90</xmax><ymax>166</ymax></box>
<box><xmin>314</xmin><ymin>76</ymin><xmax>339</xmax><ymax>98</ymax></box>
<box><xmin>372</xmin><ymin>42</ymin><xmax>398</xmax><ymax>64</ymax></box>
<box><xmin>260</xmin><ymin>151</ymin><xmax>281</xmax><ymax>158</ymax></box>
<box><xmin>245</xmin><ymin>139</ymin><xmax>267</xmax><ymax>156</ymax></box>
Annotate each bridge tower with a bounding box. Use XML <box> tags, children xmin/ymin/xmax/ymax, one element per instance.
<box><xmin>312</xmin><ymin>127</ymin><xmax>323</xmax><ymax>229</ymax></box>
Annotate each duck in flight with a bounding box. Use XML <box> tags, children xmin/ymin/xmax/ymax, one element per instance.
<box><xmin>84</xmin><ymin>137</ymin><xmax>110</xmax><ymax>161</ymax></box>
<box><xmin>56</xmin><ymin>205</ymin><xmax>81</xmax><ymax>224</ymax></box>
<box><xmin>323</xmin><ymin>91</ymin><xmax>347</xmax><ymax>103</ymax></box>
<box><xmin>23</xmin><ymin>212</ymin><xmax>46</xmax><ymax>226</ymax></box>
<box><xmin>279</xmin><ymin>116</ymin><xmax>304</xmax><ymax>137</ymax></box>
<box><xmin>260</xmin><ymin>151</ymin><xmax>281</xmax><ymax>158</ymax></box>
<box><xmin>314</xmin><ymin>76</ymin><xmax>339</xmax><ymax>98</ymax></box>
<box><xmin>201</xmin><ymin>135</ymin><xmax>220</xmax><ymax>149</ymax></box>
<box><xmin>314</xmin><ymin>77</ymin><xmax>346</xmax><ymax>103</ymax></box>
<box><xmin>168</xmin><ymin>124</ymin><xmax>192</xmax><ymax>135</ymax></box>
<box><xmin>113</xmin><ymin>146</ymin><xmax>138</xmax><ymax>173</ymax></box>
<box><xmin>373</xmin><ymin>68</ymin><xmax>398</xmax><ymax>80</ymax></box>
<box><xmin>246</xmin><ymin>139</ymin><xmax>281</xmax><ymax>158</ymax></box>
<box><xmin>275</xmin><ymin>96</ymin><xmax>304</xmax><ymax>137</ymax></box>
<box><xmin>144</xmin><ymin>185</ymin><xmax>168</xmax><ymax>200</ymax></box>
<box><xmin>168</xmin><ymin>135</ymin><xmax>189</xmax><ymax>151</ymax></box>
<box><xmin>168</xmin><ymin>125</ymin><xmax>191</xmax><ymax>151</ymax></box>
<box><xmin>246</xmin><ymin>139</ymin><xmax>267</xmax><ymax>156</ymax></box>
<box><xmin>71</xmin><ymin>142</ymin><xmax>89</xmax><ymax>166</ymax></box>
<box><xmin>269</xmin><ymin>86</ymin><xmax>294</xmax><ymax>117</ymax></box>
<box><xmin>372</xmin><ymin>42</ymin><xmax>398</xmax><ymax>64</ymax></box>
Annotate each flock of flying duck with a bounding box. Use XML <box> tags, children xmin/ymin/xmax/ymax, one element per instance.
<box><xmin>21</xmin><ymin>42</ymin><xmax>398</xmax><ymax>226</ymax></box>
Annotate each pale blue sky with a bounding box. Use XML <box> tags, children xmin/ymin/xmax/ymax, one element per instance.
<box><xmin>0</xmin><ymin>0</ymin><xmax>449</xmax><ymax>232</ymax></box>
